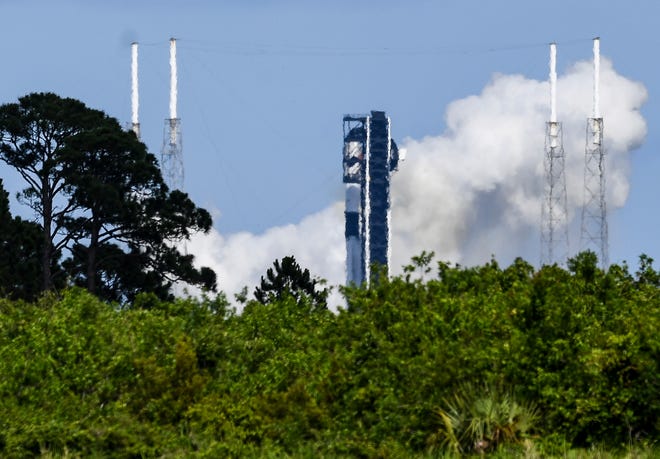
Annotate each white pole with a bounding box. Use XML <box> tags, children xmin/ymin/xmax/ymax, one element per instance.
<box><xmin>593</xmin><ymin>37</ymin><xmax>600</xmax><ymax>119</ymax></box>
<box><xmin>549</xmin><ymin>42</ymin><xmax>557</xmax><ymax>123</ymax></box>
<box><xmin>169</xmin><ymin>38</ymin><xmax>178</xmax><ymax>120</ymax></box>
<box><xmin>131</xmin><ymin>42</ymin><xmax>139</xmax><ymax>129</ymax></box>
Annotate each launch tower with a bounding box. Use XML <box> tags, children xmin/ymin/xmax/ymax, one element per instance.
<box><xmin>343</xmin><ymin>111</ymin><xmax>399</xmax><ymax>286</ymax></box>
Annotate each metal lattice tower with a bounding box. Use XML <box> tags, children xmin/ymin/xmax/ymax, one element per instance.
<box><xmin>541</xmin><ymin>43</ymin><xmax>568</xmax><ymax>266</ymax></box>
<box><xmin>580</xmin><ymin>38</ymin><xmax>608</xmax><ymax>267</ymax></box>
<box><xmin>161</xmin><ymin>38</ymin><xmax>184</xmax><ymax>191</ymax></box>
<box><xmin>541</xmin><ymin>122</ymin><xmax>569</xmax><ymax>265</ymax></box>
<box><xmin>342</xmin><ymin>111</ymin><xmax>399</xmax><ymax>286</ymax></box>
<box><xmin>580</xmin><ymin>117</ymin><xmax>607</xmax><ymax>266</ymax></box>
<box><xmin>162</xmin><ymin>118</ymin><xmax>183</xmax><ymax>190</ymax></box>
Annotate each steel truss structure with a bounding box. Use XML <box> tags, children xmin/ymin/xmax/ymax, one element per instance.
<box><xmin>541</xmin><ymin>121</ymin><xmax>569</xmax><ymax>265</ymax></box>
<box><xmin>580</xmin><ymin>117</ymin><xmax>608</xmax><ymax>267</ymax></box>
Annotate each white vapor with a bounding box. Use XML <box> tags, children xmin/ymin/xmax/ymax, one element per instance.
<box><xmin>187</xmin><ymin>56</ymin><xmax>647</xmax><ymax>310</ymax></box>
<box><xmin>187</xmin><ymin>203</ymin><xmax>346</xmax><ymax>305</ymax></box>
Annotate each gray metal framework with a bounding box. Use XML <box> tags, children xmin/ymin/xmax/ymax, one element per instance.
<box><xmin>132</xmin><ymin>122</ymin><xmax>141</xmax><ymax>139</ymax></box>
<box><xmin>161</xmin><ymin>118</ymin><xmax>184</xmax><ymax>191</ymax></box>
<box><xmin>541</xmin><ymin>121</ymin><xmax>568</xmax><ymax>265</ymax></box>
<box><xmin>367</xmin><ymin>111</ymin><xmax>398</xmax><ymax>279</ymax></box>
<box><xmin>580</xmin><ymin>117</ymin><xmax>608</xmax><ymax>267</ymax></box>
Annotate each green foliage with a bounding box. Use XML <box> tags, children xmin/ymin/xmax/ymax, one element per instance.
<box><xmin>0</xmin><ymin>252</ymin><xmax>658</xmax><ymax>456</ymax></box>
<box><xmin>430</xmin><ymin>384</ymin><xmax>538</xmax><ymax>455</ymax></box>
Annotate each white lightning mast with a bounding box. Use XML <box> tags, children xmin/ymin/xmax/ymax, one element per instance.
<box><xmin>169</xmin><ymin>37</ymin><xmax>178</xmax><ymax>121</ymax></box>
<box><xmin>131</xmin><ymin>42</ymin><xmax>140</xmax><ymax>138</ymax></box>
<box><xmin>593</xmin><ymin>37</ymin><xmax>600</xmax><ymax>119</ymax></box>
<box><xmin>161</xmin><ymin>37</ymin><xmax>184</xmax><ymax>191</ymax></box>
<box><xmin>550</xmin><ymin>42</ymin><xmax>557</xmax><ymax>123</ymax></box>
<box><xmin>541</xmin><ymin>42</ymin><xmax>568</xmax><ymax>266</ymax></box>
<box><xmin>580</xmin><ymin>37</ymin><xmax>608</xmax><ymax>268</ymax></box>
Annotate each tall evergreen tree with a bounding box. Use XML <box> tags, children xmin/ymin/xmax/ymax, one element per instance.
<box><xmin>0</xmin><ymin>93</ymin><xmax>106</xmax><ymax>291</ymax></box>
<box><xmin>59</xmin><ymin>118</ymin><xmax>216</xmax><ymax>302</ymax></box>
<box><xmin>0</xmin><ymin>93</ymin><xmax>217</xmax><ymax>301</ymax></box>
<box><xmin>254</xmin><ymin>255</ymin><xmax>328</xmax><ymax>311</ymax></box>
<box><xmin>0</xmin><ymin>178</ymin><xmax>53</xmax><ymax>300</ymax></box>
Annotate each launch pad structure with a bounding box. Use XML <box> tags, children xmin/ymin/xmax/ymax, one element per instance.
<box><xmin>343</xmin><ymin>111</ymin><xmax>400</xmax><ymax>286</ymax></box>
<box><xmin>130</xmin><ymin>35</ymin><xmax>612</xmax><ymax>284</ymax></box>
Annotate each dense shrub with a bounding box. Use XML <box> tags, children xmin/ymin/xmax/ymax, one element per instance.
<box><xmin>0</xmin><ymin>253</ymin><xmax>658</xmax><ymax>456</ymax></box>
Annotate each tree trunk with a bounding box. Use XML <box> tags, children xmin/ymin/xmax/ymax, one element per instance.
<box><xmin>41</xmin><ymin>230</ymin><xmax>52</xmax><ymax>291</ymax></box>
<box><xmin>41</xmin><ymin>179</ymin><xmax>53</xmax><ymax>292</ymax></box>
<box><xmin>86</xmin><ymin>218</ymin><xmax>99</xmax><ymax>294</ymax></box>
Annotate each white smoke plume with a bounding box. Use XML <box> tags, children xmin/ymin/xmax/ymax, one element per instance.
<box><xmin>187</xmin><ymin>56</ymin><xmax>646</xmax><ymax>309</ymax></box>
<box><xmin>187</xmin><ymin>203</ymin><xmax>346</xmax><ymax>305</ymax></box>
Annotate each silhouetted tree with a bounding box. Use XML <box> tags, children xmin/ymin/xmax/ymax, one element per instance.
<box><xmin>0</xmin><ymin>93</ymin><xmax>106</xmax><ymax>290</ymax></box>
<box><xmin>59</xmin><ymin>119</ymin><xmax>216</xmax><ymax>302</ymax></box>
<box><xmin>0</xmin><ymin>178</ymin><xmax>60</xmax><ymax>300</ymax></box>
<box><xmin>0</xmin><ymin>92</ymin><xmax>216</xmax><ymax>302</ymax></box>
<box><xmin>254</xmin><ymin>256</ymin><xmax>327</xmax><ymax>311</ymax></box>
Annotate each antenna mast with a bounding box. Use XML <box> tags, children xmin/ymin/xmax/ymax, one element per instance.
<box><xmin>131</xmin><ymin>42</ymin><xmax>140</xmax><ymax>138</ymax></box>
<box><xmin>580</xmin><ymin>37</ymin><xmax>608</xmax><ymax>267</ymax></box>
<box><xmin>541</xmin><ymin>42</ymin><xmax>568</xmax><ymax>266</ymax></box>
<box><xmin>161</xmin><ymin>37</ymin><xmax>184</xmax><ymax>191</ymax></box>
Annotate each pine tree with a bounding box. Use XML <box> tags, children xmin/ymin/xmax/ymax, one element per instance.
<box><xmin>254</xmin><ymin>256</ymin><xmax>328</xmax><ymax>311</ymax></box>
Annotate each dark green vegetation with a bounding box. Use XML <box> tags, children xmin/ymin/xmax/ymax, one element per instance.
<box><xmin>254</xmin><ymin>255</ymin><xmax>328</xmax><ymax>311</ymax></box>
<box><xmin>0</xmin><ymin>252</ymin><xmax>658</xmax><ymax>457</ymax></box>
<box><xmin>0</xmin><ymin>93</ymin><xmax>216</xmax><ymax>303</ymax></box>
<box><xmin>0</xmin><ymin>178</ymin><xmax>45</xmax><ymax>300</ymax></box>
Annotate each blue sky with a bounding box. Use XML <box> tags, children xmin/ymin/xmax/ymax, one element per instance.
<box><xmin>1</xmin><ymin>1</ymin><xmax>659</xmax><ymax>292</ymax></box>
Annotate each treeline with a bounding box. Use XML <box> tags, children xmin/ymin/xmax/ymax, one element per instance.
<box><xmin>0</xmin><ymin>252</ymin><xmax>658</xmax><ymax>457</ymax></box>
